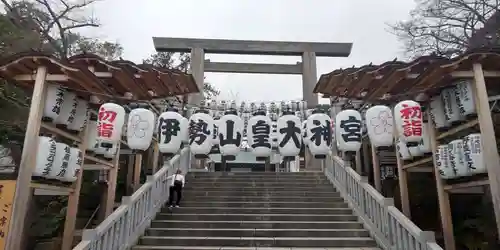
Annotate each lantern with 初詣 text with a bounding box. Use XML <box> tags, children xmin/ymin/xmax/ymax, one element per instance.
<box><xmin>157</xmin><ymin>111</ymin><xmax>187</xmax><ymax>156</ymax></box>
<box><xmin>97</xmin><ymin>103</ymin><xmax>126</xmax><ymax>148</ymax></box>
<box><xmin>189</xmin><ymin>110</ymin><xmax>214</xmax><ymax>158</ymax></box>
<box><xmin>429</xmin><ymin>95</ymin><xmax>450</xmax><ymax>130</ymax></box>
<box><xmin>67</xmin><ymin>99</ymin><xmax>89</xmax><ymax>132</ymax></box>
<box><xmin>247</xmin><ymin>112</ymin><xmax>272</xmax><ymax>160</ymax></box>
<box><xmin>441</xmin><ymin>87</ymin><xmax>463</xmax><ymax>124</ymax></box>
<box><xmin>436</xmin><ymin>144</ymin><xmax>455</xmax><ymax>179</ymax></box>
<box><xmin>396</xmin><ymin>138</ymin><xmax>412</xmax><ymax>160</ymax></box>
<box><xmin>127</xmin><ymin>108</ymin><xmax>156</xmax><ymax>150</ymax></box>
<box><xmin>393</xmin><ymin>100</ymin><xmax>423</xmax><ymax>146</ymax></box>
<box><xmin>448</xmin><ymin>139</ymin><xmax>469</xmax><ymax>177</ymax></box>
<box><xmin>51</xmin><ymin>142</ymin><xmax>72</xmax><ymax>181</ymax></box>
<box><xmin>42</xmin><ymin>84</ymin><xmax>65</xmax><ymax>122</ymax></box>
<box><xmin>463</xmin><ymin>133</ymin><xmax>486</xmax><ymax>175</ymax></box>
<box><xmin>306</xmin><ymin>112</ymin><xmax>332</xmax><ymax>159</ymax></box>
<box><xmin>33</xmin><ymin>136</ymin><xmax>56</xmax><ymax>178</ymax></box>
<box><xmin>277</xmin><ymin>111</ymin><xmax>302</xmax><ymax>160</ymax></box>
<box><xmin>335</xmin><ymin>110</ymin><xmax>362</xmax><ymax>152</ymax></box>
<box><xmin>218</xmin><ymin>110</ymin><xmax>243</xmax><ymax>160</ymax></box>
<box><xmin>418</xmin><ymin>122</ymin><xmax>432</xmax><ymax>154</ymax></box>
<box><xmin>54</xmin><ymin>91</ymin><xmax>77</xmax><ymax>127</ymax></box>
<box><xmin>454</xmin><ymin>80</ymin><xmax>477</xmax><ymax>118</ymax></box>
<box><xmin>365</xmin><ymin>105</ymin><xmax>394</xmax><ymax>148</ymax></box>
<box><xmin>64</xmin><ymin>147</ymin><xmax>83</xmax><ymax>182</ymax></box>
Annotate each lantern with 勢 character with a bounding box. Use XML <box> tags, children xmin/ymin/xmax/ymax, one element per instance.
<box><xmin>335</xmin><ymin>110</ymin><xmax>362</xmax><ymax>152</ymax></box>
<box><xmin>33</xmin><ymin>136</ymin><xmax>57</xmax><ymax>178</ymax></box>
<box><xmin>247</xmin><ymin>111</ymin><xmax>272</xmax><ymax>161</ymax></box>
<box><xmin>55</xmin><ymin>91</ymin><xmax>77</xmax><ymax>127</ymax></box>
<box><xmin>306</xmin><ymin>112</ymin><xmax>332</xmax><ymax>159</ymax></box>
<box><xmin>393</xmin><ymin>100</ymin><xmax>423</xmax><ymax>147</ymax></box>
<box><xmin>277</xmin><ymin>110</ymin><xmax>302</xmax><ymax>160</ymax></box>
<box><xmin>448</xmin><ymin>139</ymin><xmax>468</xmax><ymax>177</ymax></box>
<box><xmin>67</xmin><ymin>99</ymin><xmax>89</xmax><ymax>132</ymax></box>
<box><xmin>218</xmin><ymin>109</ymin><xmax>243</xmax><ymax>160</ymax></box>
<box><xmin>127</xmin><ymin>108</ymin><xmax>156</xmax><ymax>150</ymax></box>
<box><xmin>365</xmin><ymin>105</ymin><xmax>394</xmax><ymax>148</ymax></box>
<box><xmin>97</xmin><ymin>103</ymin><xmax>126</xmax><ymax>148</ymax></box>
<box><xmin>158</xmin><ymin>109</ymin><xmax>187</xmax><ymax>156</ymax></box>
<box><xmin>42</xmin><ymin>84</ymin><xmax>65</xmax><ymax>122</ymax></box>
<box><xmin>463</xmin><ymin>133</ymin><xmax>486</xmax><ymax>175</ymax></box>
<box><xmin>188</xmin><ymin>110</ymin><xmax>214</xmax><ymax>158</ymax></box>
<box><xmin>436</xmin><ymin>144</ymin><xmax>455</xmax><ymax>179</ymax></box>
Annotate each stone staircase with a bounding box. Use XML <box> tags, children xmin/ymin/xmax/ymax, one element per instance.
<box><xmin>132</xmin><ymin>172</ymin><xmax>380</xmax><ymax>249</ymax></box>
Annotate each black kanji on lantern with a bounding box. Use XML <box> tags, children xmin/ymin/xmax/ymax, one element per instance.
<box><xmin>279</xmin><ymin>120</ymin><xmax>301</xmax><ymax>148</ymax></box>
<box><xmin>339</xmin><ymin>116</ymin><xmax>361</xmax><ymax>142</ymax></box>
<box><xmin>158</xmin><ymin>117</ymin><xmax>180</xmax><ymax>144</ymax></box>
<box><xmin>251</xmin><ymin>120</ymin><xmax>271</xmax><ymax>148</ymax></box>
<box><xmin>189</xmin><ymin>119</ymin><xmax>210</xmax><ymax>145</ymax></box>
<box><xmin>219</xmin><ymin>120</ymin><xmax>242</xmax><ymax>146</ymax></box>
<box><xmin>310</xmin><ymin>120</ymin><xmax>332</xmax><ymax>146</ymax></box>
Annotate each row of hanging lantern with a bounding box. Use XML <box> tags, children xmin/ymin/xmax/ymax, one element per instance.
<box><xmin>33</xmin><ymin>137</ymin><xmax>83</xmax><ymax>182</ymax></box>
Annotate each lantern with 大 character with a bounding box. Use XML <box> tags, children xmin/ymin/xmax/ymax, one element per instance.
<box><xmin>96</xmin><ymin>103</ymin><xmax>126</xmax><ymax>148</ymax></box>
<box><xmin>158</xmin><ymin>109</ymin><xmax>188</xmax><ymax>156</ymax></box>
<box><xmin>277</xmin><ymin>110</ymin><xmax>302</xmax><ymax>160</ymax></box>
<box><xmin>393</xmin><ymin>100</ymin><xmax>423</xmax><ymax>147</ymax></box>
<box><xmin>306</xmin><ymin>111</ymin><xmax>332</xmax><ymax>158</ymax></box>
<box><xmin>365</xmin><ymin>105</ymin><xmax>393</xmax><ymax>148</ymax></box>
<box><xmin>247</xmin><ymin>111</ymin><xmax>272</xmax><ymax>161</ymax></box>
<box><xmin>127</xmin><ymin>108</ymin><xmax>155</xmax><ymax>150</ymax></box>
<box><xmin>335</xmin><ymin>109</ymin><xmax>362</xmax><ymax>152</ymax></box>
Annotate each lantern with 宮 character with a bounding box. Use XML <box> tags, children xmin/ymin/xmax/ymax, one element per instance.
<box><xmin>393</xmin><ymin>100</ymin><xmax>423</xmax><ymax>146</ymax></box>
<box><xmin>51</xmin><ymin>142</ymin><xmax>72</xmax><ymax>181</ymax></box>
<box><xmin>463</xmin><ymin>133</ymin><xmax>486</xmax><ymax>175</ymax></box>
<box><xmin>441</xmin><ymin>87</ymin><xmax>463</xmax><ymax>124</ymax></box>
<box><xmin>306</xmin><ymin>112</ymin><xmax>332</xmax><ymax>159</ymax></box>
<box><xmin>454</xmin><ymin>80</ymin><xmax>477</xmax><ymax>118</ymax></box>
<box><xmin>127</xmin><ymin>108</ymin><xmax>155</xmax><ymax>150</ymax></box>
<box><xmin>67</xmin><ymin>99</ymin><xmax>89</xmax><ymax>132</ymax></box>
<box><xmin>64</xmin><ymin>147</ymin><xmax>83</xmax><ymax>182</ymax></box>
<box><xmin>277</xmin><ymin>110</ymin><xmax>302</xmax><ymax>160</ymax></box>
<box><xmin>429</xmin><ymin>95</ymin><xmax>450</xmax><ymax>130</ymax></box>
<box><xmin>55</xmin><ymin>91</ymin><xmax>77</xmax><ymax>127</ymax></box>
<box><xmin>436</xmin><ymin>144</ymin><xmax>455</xmax><ymax>179</ymax></box>
<box><xmin>247</xmin><ymin>111</ymin><xmax>272</xmax><ymax>161</ymax></box>
<box><xmin>448</xmin><ymin>139</ymin><xmax>468</xmax><ymax>177</ymax></box>
<box><xmin>33</xmin><ymin>136</ymin><xmax>56</xmax><ymax>178</ymax></box>
<box><xmin>396</xmin><ymin>138</ymin><xmax>412</xmax><ymax>160</ymax></box>
<box><xmin>189</xmin><ymin>110</ymin><xmax>214</xmax><ymax>158</ymax></box>
<box><xmin>157</xmin><ymin>109</ymin><xmax>187</xmax><ymax>156</ymax></box>
<box><xmin>218</xmin><ymin>109</ymin><xmax>243</xmax><ymax>160</ymax></box>
<box><xmin>365</xmin><ymin>105</ymin><xmax>394</xmax><ymax>148</ymax></box>
<box><xmin>42</xmin><ymin>84</ymin><xmax>65</xmax><ymax>122</ymax></box>
<box><xmin>97</xmin><ymin>103</ymin><xmax>126</xmax><ymax>148</ymax></box>
<box><xmin>335</xmin><ymin>109</ymin><xmax>362</xmax><ymax>152</ymax></box>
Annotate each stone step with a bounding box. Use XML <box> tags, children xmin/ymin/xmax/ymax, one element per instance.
<box><xmin>182</xmin><ymin>190</ymin><xmax>339</xmax><ymax>197</ymax></box>
<box><xmin>160</xmin><ymin>207</ymin><xmax>353</xmax><ymax>215</ymax></box>
<box><xmin>146</xmin><ymin>228</ymin><xmax>370</xmax><ymax>238</ymax></box>
<box><xmin>150</xmin><ymin>220</ymin><xmax>365</xmax><ymax>229</ymax></box>
<box><xmin>138</xmin><ymin>236</ymin><xmax>377</xmax><ymax>248</ymax></box>
<box><xmin>182</xmin><ymin>186</ymin><xmax>334</xmax><ymax>192</ymax></box>
<box><xmin>184</xmin><ymin>182</ymin><xmax>332</xmax><ymax>187</ymax></box>
<box><xmin>154</xmin><ymin>213</ymin><xmax>358</xmax><ymax>222</ymax></box>
<box><xmin>178</xmin><ymin>201</ymin><xmax>347</xmax><ymax>208</ymax></box>
<box><xmin>181</xmin><ymin>196</ymin><xmax>344</xmax><ymax>202</ymax></box>
<box><xmin>133</xmin><ymin>246</ymin><xmax>381</xmax><ymax>250</ymax></box>
<box><xmin>186</xmin><ymin>177</ymin><xmax>329</xmax><ymax>182</ymax></box>
<box><xmin>188</xmin><ymin>172</ymin><xmax>324</xmax><ymax>177</ymax></box>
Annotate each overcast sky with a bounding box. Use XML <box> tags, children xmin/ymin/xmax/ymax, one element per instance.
<box><xmin>81</xmin><ymin>0</ymin><xmax>416</xmax><ymax>104</ymax></box>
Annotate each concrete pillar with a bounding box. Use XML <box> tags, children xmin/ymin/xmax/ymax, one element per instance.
<box><xmin>188</xmin><ymin>48</ymin><xmax>205</xmax><ymax>105</ymax></box>
<box><xmin>301</xmin><ymin>52</ymin><xmax>318</xmax><ymax>109</ymax></box>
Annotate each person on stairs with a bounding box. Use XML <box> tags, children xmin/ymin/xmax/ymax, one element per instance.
<box><xmin>167</xmin><ymin>169</ymin><xmax>185</xmax><ymax>208</ymax></box>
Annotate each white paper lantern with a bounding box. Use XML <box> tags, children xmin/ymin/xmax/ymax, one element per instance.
<box><xmin>271</xmin><ymin>122</ymin><xmax>278</xmax><ymax>149</ymax></box>
<box><xmin>277</xmin><ymin>112</ymin><xmax>302</xmax><ymax>159</ymax></box>
<box><xmin>365</xmin><ymin>105</ymin><xmax>394</xmax><ymax>148</ymax></box>
<box><xmin>454</xmin><ymin>80</ymin><xmax>477</xmax><ymax>118</ymax></box>
<box><xmin>97</xmin><ymin>103</ymin><xmax>126</xmax><ymax>148</ymax></box>
<box><xmin>302</xmin><ymin>120</ymin><xmax>309</xmax><ymax>145</ymax></box>
<box><xmin>448</xmin><ymin>139</ymin><xmax>468</xmax><ymax>177</ymax></box>
<box><xmin>157</xmin><ymin>111</ymin><xmax>187</xmax><ymax>156</ymax></box>
<box><xmin>54</xmin><ymin>91</ymin><xmax>77</xmax><ymax>126</ymax></box>
<box><xmin>393</xmin><ymin>100</ymin><xmax>423</xmax><ymax>146</ymax></box>
<box><xmin>103</xmin><ymin>143</ymin><xmax>118</xmax><ymax>159</ymax></box>
<box><xmin>408</xmin><ymin>146</ymin><xmax>423</xmax><ymax>157</ymax></box>
<box><xmin>64</xmin><ymin>147</ymin><xmax>83</xmax><ymax>182</ymax></box>
<box><xmin>418</xmin><ymin>122</ymin><xmax>432</xmax><ymax>154</ymax></box>
<box><xmin>66</xmin><ymin>99</ymin><xmax>89</xmax><ymax>132</ymax></box>
<box><xmin>33</xmin><ymin>136</ymin><xmax>57</xmax><ymax>177</ymax></box>
<box><xmin>429</xmin><ymin>95</ymin><xmax>450</xmax><ymax>130</ymax></box>
<box><xmin>85</xmin><ymin>120</ymin><xmax>99</xmax><ymax>152</ymax></box>
<box><xmin>189</xmin><ymin>111</ymin><xmax>214</xmax><ymax>158</ymax></box>
<box><xmin>335</xmin><ymin>109</ymin><xmax>362</xmax><ymax>152</ymax></box>
<box><xmin>436</xmin><ymin>144</ymin><xmax>455</xmax><ymax>179</ymax></box>
<box><xmin>247</xmin><ymin>114</ymin><xmax>272</xmax><ymax>160</ymax></box>
<box><xmin>126</xmin><ymin>108</ymin><xmax>155</xmax><ymax>150</ymax></box>
<box><xmin>42</xmin><ymin>84</ymin><xmax>65</xmax><ymax>122</ymax></box>
<box><xmin>396</xmin><ymin>138</ymin><xmax>412</xmax><ymax>160</ymax></box>
<box><xmin>463</xmin><ymin>133</ymin><xmax>486</xmax><ymax>175</ymax></box>
<box><xmin>218</xmin><ymin>111</ymin><xmax>243</xmax><ymax>160</ymax></box>
<box><xmin>441</xmin><ymin>88</ymin><xmax>463</xmax><ymax>124</ymax></box>
<box><xmin>306</xmin><ymin>113</ymin><xmax>332</xmax><ymax>158</ymax></box>
<box><xmin>51</xmin><ymin>142</ymin><xmax>72</xmax><ymax>180</ymax></box>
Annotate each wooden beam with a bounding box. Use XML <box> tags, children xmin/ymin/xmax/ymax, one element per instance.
<box><xmin>103</xmin><ymin>145</ymin><xmax>121</xmax><ymax>217</ymax></box>
<box><xmin>395</xmin><ymin>144</ymin><xmax>411</xmax><ymax>218</ymax></box>
<box><xmin>371</xmin><ymin>145</ymin><xmax>382</xmax><ymax>192</ymax></box>
<box><xmin>133</xmin><ymin>153</ymin><xmax>143</xmax><ymax>191</ymax></box>
<box><xmin>126</xmin><ymin>155</ymin><xmax>135</xmax><ymax>195</ymax></box>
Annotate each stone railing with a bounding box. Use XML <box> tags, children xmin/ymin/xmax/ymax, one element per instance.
<box><xmin>324</xmin><ymin>152</ymin><xmax>443</xmax><ymax>250</ymax></box>
<box><xmin>72</xmin><ymin>147</ymin><xmax>191</xmax><ymax>250</ymax></box>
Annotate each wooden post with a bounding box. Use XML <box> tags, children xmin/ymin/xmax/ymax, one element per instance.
<box><xmin>362</xmin><ymin>141</ymin><xmax>371</xmax><ymax>177</ymax></box>
<box><xmin>472</xmin><ymin>63</ymin><xmax>500</xmax><ymax>240</ymax></box>
<box><xmin>355</xmin><ymin>150</ymin><xmax>363</xmax><ymax>174</ymax></box>
<box><xmin>428</xmin><ymin>113</ymin><xmax>456</xmax><ymax>250</ymax></box>
<box><xmin>371</xmin><ymin>145</ymin><xmax>382</xmax><ymax>192</ymax></box>
<box><xmin>103</xmin><ymin>145</ymin><xmax>121</xmax><ymax>217</ymax></box>
<box><xmin>5</xmin><ymin>66</ymin><xmax>47</xmax><ymax>250</ymax></box>
<box><xmin>151</xmin><ymin>143</ymin><xmax>159</xmax><ymax>173</ymax></box>
<box><xmin>133</xmin><ymin>153</ymin><xmax>143</xmax><ymax>191</ymax></box>
<box><xmin>126</xmin><ymin>155</ymin><xmax>134</xmax><ymax>195</ymax></box>
<box><xmin>395</xmin><ymin>145</ymin><xmax>411</xmax><ymax>218</ymax></box>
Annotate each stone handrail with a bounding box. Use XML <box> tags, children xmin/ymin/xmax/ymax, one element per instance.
<box><xmin>324</xmin><ymin>153</ymin><xmax>443</xmax><ymax>250</ymax></box>
<box><xmin>72</xmin><ymin>147</ymin><xmax>191</xmax><ymax>250</ymax></box>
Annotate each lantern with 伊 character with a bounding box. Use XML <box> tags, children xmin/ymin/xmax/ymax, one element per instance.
<box><xmin>55</xmin><ymin>91</ymin><xmax>77</xmax><ymax>127</ymax></box>
<box><xmin>42</xmin><ymin>84</ymin><xmax>66</xmax><ymax>122</ymax></box>
<box><xmin>67</xmin><ymin>99</ymin><xmax>89</xmax><ymax>132</ymax></box>
<box><xmin>393</xmin><ymin>100</ymin><xmax>423</xmax><ymax>147</ymax></box>
<box><xmin>97</xmin><ymin>103</ymin><xmax>126</xmax><ymax>148</ymax></box>
<box><xmin>218</xmin><ymin>109</ymin><xmax>243</xmax><ymax>161</ymax></box>
<box><xmin>33</xmin><ymin>136</ymin><xmax>57</xmax><ymax>178</ymax></box>
<box><xmin>188</xmin><ymin>110</ymin><xmax>214</xmax><ymax>158</ymax></box>
<box><xmin>127</xmin><ymin>108</ymin><xmax>156</xmax><ymax>150</ymax></box>
<box><xmin>306</xmin><ymin>112</ymin><xmax>332</xmax><ymax>159</ymax></box>
<box><xmin>335</xmin><ymin>109</ymin><xmax>362</xmax><ymax>152</ymax></box>
<box><xmin>247</xmin><ymin>111</ymin><xmax>272</xmax><ymax>161</ymax></box>
<box><xmin>436</xmin><ymin>144</ymin><xmax>455</xmax><ymax>179</ymax></box>
<box><xmin>277</xmin><ymin>110</ymin><xmax>302</xmax><ymax>160</ymax></box>
<box><xmin>157</xmin><ymin>109</ymin><xmax>187</xmax><ymax>156</ymax></box>
<box><xmin>463</xmin><ymin>133</ymin><xmax>486</xmax><ymax>175</ymax></box>
<box><xmin>448</xmin><ymin>139</ymin><xmax>468</xmax><ymax>177</ymax></box>
<box><xmin>365</xmin><ymin>105</ymin><xmax>394</xmax><ymax>148</ymax></box>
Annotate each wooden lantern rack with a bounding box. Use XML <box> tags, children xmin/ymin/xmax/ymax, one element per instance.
<box><xmin>0</xmin><ymin>52</ymin><xmax>199</xmax><ymax>250</ymax></box>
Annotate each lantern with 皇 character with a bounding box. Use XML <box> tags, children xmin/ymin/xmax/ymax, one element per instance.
<box><xmin>463</xmin><ymin>133</ymin><xmax>486</xmax><ymax>175</ymax></box>
<box><xmin>277</xmin><ymin>110</ymin><xmax>302</xmax><ymax>160</ymax></box>
<box><xmin>42</xmin><ymin>84</ymin><xmax>65</xmax><ymax>122</ymax></box>
<box><xmin>157</xmin><ymin>110</ymin><xmax>187</xmax><ymax>156</ymax></box>
<box><xmin>189</xmin><ymin>110</ymin><xmax>214</xmax><ymax>158</ymax></box>
<box><xmin>306</xmin><ymin>112</ymin><xmax>332</xmax><ymax>158</ymax></box>
<box><xmin>67</xmin><ymin>99</ymin><xmax>89</xmax><ymax>132</ymax></box>
<box><xmin>247</xmin><ymin>111</ymin><xmax>272</xmax><ymax>161</ymax></box>
<box><xmin>97</xmin><ymin>103</ymin><xmax>126</xmax><ymax>148</ymax></box>
<box><xmin>335</xmin><ymin>109</ymin><xmax>362</xmax><ymax>152</ymax></box>
<box><xmin>33</xmin><ymin>136</ymin><xmax>57</xmax><ymax>178</ymax></box>
<box><xmin>393</xmin><ymin>100</ymin><xmax>423</xmax><ymax>147</ymax></box>
<box><xmin>127</xmin><ymin>108</ymin><xmax>155</xmax><ymax>150</ymax></box>
<box><xmin>365</xmin><ymin>105</ymin><xmax>394</xmax><ymax>148</ymax></box>
<box><xmin>218</xmin><ymin>110</ymin><xmax>243</xmax><ymax>160</ymax></box>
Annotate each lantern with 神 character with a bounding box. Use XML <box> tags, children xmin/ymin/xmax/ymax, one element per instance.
<box><xmin>454</xmin><ymin>80</ymin><xmax>477</xmax><ymax>118</ymax></box>
<box><xmin>277</xmin><ymin>110</ymin><xmax>302</xmax><ymax>160</ymax></box>
<box><xmin>157</xmin><ymin>110</ymin><xmax>187</xmax><ymax>156</ymax></box>
<box><xmin>448</xmin><ymin>139</ymin><xmax>468</xmax><ymax>177</ymax></box>
<box><xmin>189</xmin><ymin>110</ymin><xmax>215</xmax><ymax>158</ymax></box>
<box><xmin>67</xmin><ymin>99</ymin><xmax>89</xmax><ymax>132</ymax></box>
<box><xmin>365</xmin><ymin>105</ymin><xmax>394</xmax><ymax>148</ymax></box>
<box><xmin>97</xmin><ymin>103</ymin><xmax>126</xmax><ymax>148</ymax></box>
<box><xmin>247</xmin><ymin>111</ymin><xmax>272</xmax><ymax>161</ymax></box>
<box><xmin>393</xmin><ymin>100</ymin><xmax>423</xmax><ymax>147</ymax></box>
<box><xmin>463</xmin><ymin>133</ymin><xmax>486</xmax><ymax>175</ymax></box>
<box><xmin>335</xmin><ymin>110</ymin><xmax>362</xmax><ymax>152</ymax></box>
<box><xmin>306</xmin><ymin>112</ymin><xmax>332</xmax><ymax>159</ymax></box>
<box><xmin>218</xmin><ymin>110</ymin><xmax>243</xmax><ymax>160</ymax></box>
<box><xmin>127</xmin><ymin>108</ymin><xmax>156</xmax><ymax>151</ymax></box>
<box><xmin>429</xmin><ymin>95</ymin><xmax>450</xmax><ymax>130</ymax></box>
<box><xmin>396</xmin><ymin>138</ymin><xmax>412</xmax><ymax>160</ymax></box>
<box><xmin>441</xmin><ymin>88</ymin><xmax>463</xmax><ymax>124</ymax></box>
<box><xmin>33</xmin><ymin>136</ymin><xmax>57</xmax><ymax>178</ymax></box>
<box><xmin>436</xmin><ymin>144</ymin><xmax>455</xmax><ymax>179</ymax></box>
<box><xmin>42</xmin><ymin>84</ymin><xmax>66</xmax><ymax>122</ymax></box>
<box><xmin>55</xmin><ymin>91</ymin><xmax>77</xmax><ymax>127</ymax></box>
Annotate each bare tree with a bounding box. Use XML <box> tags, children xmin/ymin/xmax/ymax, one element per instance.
<box><xmin>389</xmin><ymin>0</ymin><xmax>500</xmax><ymax>58</ymax></box>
